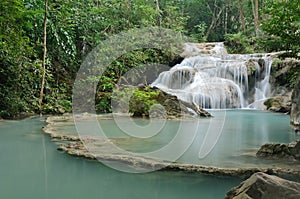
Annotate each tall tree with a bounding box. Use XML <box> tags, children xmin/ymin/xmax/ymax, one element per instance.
<box><xmin>238</xmin><ymin>0</ymin><xmax>247</xmax><ymax>32</ymax></box>
<box><xmin>39</xmin><ymin>0</ymin><xmax>48</xmax><ymax>113</ymax></box>
<box><xmin>251</xmin><ymin>0</ymin><xmax>259</xmax><ymax>35</ymax></box>
<box><xmin>154</xmin><ymin>0</ymin><xmax>162</xmax><ymax>27</ymax></box>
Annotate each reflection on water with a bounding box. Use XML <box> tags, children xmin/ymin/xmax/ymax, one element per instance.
<box><xmin>54</xmin><ymin>110</ymin><xmax>299</xmax><ymax>168</ymax></box>
<box><xmin>1</xmin><ymin>110</ymin><xmax>299</xmax><ymax>198</ymax></box>
<box><xmin>0</xmin><ymin>117</ymin><xmax>240</xmax><ymax>199</ymax></box>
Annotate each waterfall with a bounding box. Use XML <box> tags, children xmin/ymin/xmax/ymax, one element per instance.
<box><xmin>254</xmin><ymin>58</ymin><xmax>272</xmax><ymax>101</ymax></box>
<box><xmin>152</xmin><ymin>43</ymin><xmax>273</xmax><ymax>109</ymax></box>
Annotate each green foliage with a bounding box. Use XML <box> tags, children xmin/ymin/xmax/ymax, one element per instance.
<box><xmin>261</xmin><ymin>0</ymin><xmax>300</xmax><ymax>56</ymax></box>
<box><xmin>0</xmin><ymin>0</ymin><xmax>39</xmax><ymax>118</ymax></box>
<box><xmin>289</xmin><ymin>73</ymin><xmax>299</xmax><ymax>88</ymax></box>
<box><xmin>160</xmin><ymin>1</ymin><xmax>188</xmax><ymax>32</ymax></box>
<box><xmin>41</xmin><ymin>85</ymin><xmax>72</xmax><ymax>114</ymax></box>
<box><xmin>272</xmin><ymin>58</ymin><xmax>300</xmax><ymax>89</ymax></box>
<box><xmin>190</xmin><ymin>23</ymin><xmax>207</xmax><ymax>42</ymax></box>
<box><xmin>95</xmin><ymin>48</ymin><xmax>180</xmax><ymax>113</ymax></box>
<box><xmin>224</xmin><ymin>32</ymin><xmax>254</xmax><ymax>54</ymax></box>
<box><xmin>1</xmin><ymin>0</ymin><xmax>300</xmax><ymax>118</ymax></box>
<box><xmin>129</xmin><ymin>87</ymin><xmax>160</xmax><ymax>117</ymax></box>
<box><xmin>111</xmin><ymin>86</ymin><xmax>161</xmax><ymax>117</ymax></box>
<box><xmin>95</xmin><ymin>93</ymin><xmax>112</xmax><ymax>113</ymax></box>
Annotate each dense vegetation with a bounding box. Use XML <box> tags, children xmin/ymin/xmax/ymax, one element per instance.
<box><xmin>0</xmin><ymin>0</ymin><xmax>299</xmax><ymax>118</ymax></box>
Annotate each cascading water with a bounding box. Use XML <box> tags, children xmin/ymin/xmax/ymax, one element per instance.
<box><xmin>152</xmin><ymin>43</ymin><xmax>273</xmax><ymax>109</ymax></box>
<box><xmin>254</xmin><ymin>58</ymin><xmax>272</xmax><ymax>101</ymax></box>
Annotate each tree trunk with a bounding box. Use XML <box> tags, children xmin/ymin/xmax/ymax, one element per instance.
<box><xmin>251</xmin><ymin>0</ymin><xmax>259</xmax><ymax>35</ymax></box>
<box><xmin>239</xmin><ymin>0</ymin><xmax>246</xmax><ymax>32</ymax></box>
<box><xmin>205</xmin><ymin>0</ymin><xmax>225</xmax><ymax>39</ymax></box>
<box><xmin>154</xmin><ymin>0</ymin><xmax>161</xmax><ymax>27</ymax></box>
<box><xmin>255</xmin><ymin>0</ymin><xmax>259</xmax><ymax>34</ymax></box>
<box><xmin>224</xmin><ymin>6</ymin><xmax>228</xmax><ymax>34</ymax></box>
<box><xmin>39</xmin><ymin>0</ymin><xmax>48</xmax><ymax>114</ymax></box>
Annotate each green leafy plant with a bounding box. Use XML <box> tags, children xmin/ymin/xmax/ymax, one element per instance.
<box><xmin>261</xmin><ymin>0</ymin><xmax>300</xmax><ymax>57</ymax></box>
<box><xmin>129</xmin><ymin>87</ymin><xmax>160</xmax><ymax>117</ymax></box>
<box><xmin>224</xmin><ymin>32</ymin><xmax>254</xmax><ymax>54</ymax></box>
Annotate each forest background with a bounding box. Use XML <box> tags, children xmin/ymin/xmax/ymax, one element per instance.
<box><xmin>0</xmin><ymin>0</ymin><xmax>299</xmax><ymax>118</ymax></box>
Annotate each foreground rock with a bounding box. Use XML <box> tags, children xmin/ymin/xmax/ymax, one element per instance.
<box><xmin>256</xmin><ymin>141</ymin><xmax>300</xmax><ymax>160</ymax></box>
<box><xmin>225</xmin><ymin>172</ymin><xmax>300</xmax><ymax>199</ymax></box>
<box><xmin>291</xmin><ymin>76</ymin><xmax>300</xmax><ymax>131</ymax></box>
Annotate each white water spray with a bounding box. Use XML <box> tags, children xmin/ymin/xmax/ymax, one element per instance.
<box><xmin>152</xmin><ymin>43</ymin><xmax>272</xmax><ymax>109</ymax></box>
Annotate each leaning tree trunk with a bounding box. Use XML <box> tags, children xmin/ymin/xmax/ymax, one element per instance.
<box><xmin>39</xmin><ymin>0</ymin><xmax>48</xmax><ymax>114</ymax></box>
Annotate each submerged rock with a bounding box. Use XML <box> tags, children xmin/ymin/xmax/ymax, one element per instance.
<box><xmin>256</xmin><ymin>141</ymin><xmax>300</xmax><ymax>160</ymax></box>
<box><xmin>225</xmin><ymin>172</ymin><xmax>300</xmax><ymax>199</ymax></box>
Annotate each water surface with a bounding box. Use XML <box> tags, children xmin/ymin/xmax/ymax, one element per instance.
<box><xmin>0</xmin><ymin>117</ymin><xmax>241</xmax><ymax>199</ymax></box>
<box><xmin>54</xmin><ymin>110</ymin><xmax>300</xmax><ymax>168</ymax></box>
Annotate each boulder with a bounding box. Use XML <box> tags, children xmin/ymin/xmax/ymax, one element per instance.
<box><xmin>225</xmin><ymin>172</ymin><xmax>300</xmax><ymax>199</ymax></box>
<box><xmin>291</xmin><ymin>76</ymin><xmax>300</xmax><ymax>130</ymax></box>
<box><xmin>130</xmin><ymin>86</ymin><xmax>212</xmax><ymax>119</ymax></box>
<box><xmin>256</xmin><ymin>141</ymin><xmax>300</xmax><ymax>160</ymax></box>
<box><xmin>264</xmin><ymin>94</ymin><xmax>292</xmax><ymax>113</ymax></box>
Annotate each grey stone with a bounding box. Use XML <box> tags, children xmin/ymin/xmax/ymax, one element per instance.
<box><xmin>291</xmin><ymin>76</ymin><xmax>300</xmax><ymax>130</ymax></box>
<box><xmin>256</xmin><ymin>141</ymin><xmax>300</xmax><ymax>160</ymax></box>
<box><xmin>225</xmin><ymin>172</ymin><xmax>300</xmax><ymax>199</ymax></box>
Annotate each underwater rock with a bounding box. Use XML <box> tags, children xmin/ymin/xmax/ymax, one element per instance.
<box><xmin>225</xmin><ymin>172</ymin><xmax>300</xmax><ymax>199</ymax></box>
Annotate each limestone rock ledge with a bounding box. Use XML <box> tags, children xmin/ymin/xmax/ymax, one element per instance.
<box><xmin>52</xmin><ymin>135</ymin><xmax>300</xmax><ymax>179</ymax></box>
<box><xmin>225</xmin><ymin>172</ymin><xmax>300</xmax><ymax>199</ymax></box>
<box><xmin>291</xmin><ymin>77</ymin><xmax>300</xmax><ymax>131</ymax></box>
<box><xmin>43</xmin><ymin>115</ymin><xmax>300</xmax><ymax>179</ymax></box>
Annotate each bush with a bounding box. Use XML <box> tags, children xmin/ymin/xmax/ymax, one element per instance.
<box><xmin>129</xmin><ymin>87</ymin><xmax>160</xmax><ymax>117</ymax></box>
<box><xmin>224</xmin><ymin>32</ymin><xmax>254</xmax><ymax>54</ymax></box>
<box><xmin>111</xmin><ymin>86</ymin><xmax>160</xmax><ymax>117</ymax></box>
